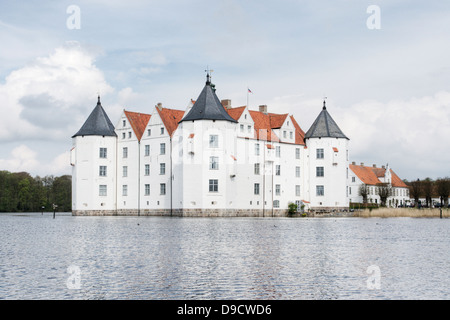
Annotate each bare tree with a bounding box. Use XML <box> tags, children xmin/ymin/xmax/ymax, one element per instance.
<box><xmin>409</xmin><ymin>179</ymin><xmax>422</xmax><ymax>208</ymax></box>
<box><xmin>422</xmin><ymin>178</ymin><xmax>433</xmax><ymax>208</ymax></box>
<box><xmin>377</xmin><ymin>183</ymin><xmax>392</xmax><ymax>207</ymax></box>
<box><xmin>436</xmin><ymin>178</ymin><xmax>450</xmax><ymax>207</ymax></box>
<box><xmin>358</xmin><ymin>184</ymin><xmax>370</xmax><ymax>205</ymax></box>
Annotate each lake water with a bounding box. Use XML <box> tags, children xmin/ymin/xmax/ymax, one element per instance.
<box><xmin>0</xmin><ymin>212</ymin><xmax>449</xmax><ymax>300</ymax></box>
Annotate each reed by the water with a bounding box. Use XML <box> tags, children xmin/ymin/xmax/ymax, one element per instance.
<box><xmin>352</xmin><ymin>207</ymin><xmax>449</xmax><ymax>218</ymax></box>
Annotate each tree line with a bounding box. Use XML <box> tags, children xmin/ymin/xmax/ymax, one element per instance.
<box><xmin>355</xmin><ymin>177</ymin><xmax>450</xmax><ymax>208</ymax></box>
<box><xmin>406</xmin><ymin>177</ymin><xmax>450</xmax><ymax>208</ymax></box>
<box><xmin>0</xmin><ymin>171</ymin><xmax>71</xmax><ymax>212</ymax></box>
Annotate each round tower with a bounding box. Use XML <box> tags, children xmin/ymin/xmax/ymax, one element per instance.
<box><xmin>304</xmin><ymin>100</ymin><xmax>350</xmax><ymax>211</ymax></box>
<box><xmin>71</xmin><ymin>96</ymin><xmax>117</xmax><ymax>215</ymax></box>
<box><xmin>175</xmin><ymin>73</ymin><xmax>238</xmax><ymax>216</ymax></box>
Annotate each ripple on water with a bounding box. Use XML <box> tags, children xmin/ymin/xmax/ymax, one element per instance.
<box><xmin>1</xmin><ymin>214</ymin><xmax>450</xmax><ymax>299</ymax></box>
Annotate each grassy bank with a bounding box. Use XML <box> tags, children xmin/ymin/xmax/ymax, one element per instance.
<box><xmin>352</xmin><ymin>208</ymin><xmax>449</xmax><ymax>218</ymax></box>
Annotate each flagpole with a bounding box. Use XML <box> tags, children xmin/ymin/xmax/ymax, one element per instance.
<box><xmin>247</xmin><ymin>87</ymin><xmax>249</xmax><ymax>108</ymax></box>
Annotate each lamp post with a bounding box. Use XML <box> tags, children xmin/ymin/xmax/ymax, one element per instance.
<box><xmin>53</xmin><ymin>204</ymin><xmax>58</xmax><ymax>219</ymax></box>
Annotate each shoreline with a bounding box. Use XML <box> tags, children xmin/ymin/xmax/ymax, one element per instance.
<box><xmin>350</xmin><ymin>208</ymin><xmax>449</xmax><ymax>218</ymax></box>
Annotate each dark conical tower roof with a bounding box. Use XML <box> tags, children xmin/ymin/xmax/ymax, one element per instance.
<box><xmin>72</xmin><ymin>96</ymin><xmax>117</xmax><ymax>138</ymax></box>
<box><xmin>304</xmin><ymin>100</ymin><xmax>348</xmax><ymax>140</ymax></box>
<box><xmin>179</xmin><ymin>75</ymin><xmax>237</xmax><ymax>123</ymax></box>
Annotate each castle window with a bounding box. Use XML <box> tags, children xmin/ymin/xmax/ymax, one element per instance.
<box><xmin>99</xmin><ymin>166</ymin><xmax>107</xmax><ymax>177</ymax></box>
<box><xmin>276</xmin><ymin>165</ymin><xmax>281</xmax><ymax>176</ymax></box>
<box><xmin>209</xmin><ymin>156</ymin><xmax>219</xmax><ymax>170</ymax></box>
<box><xmin>161</xmin><ymin>127</ymin><xmax>164</xmax><ymax>135</ymax></box>
<box><xmin>122</xmin><ymin>132</ymin><xmax>126</xmax><ymax>139</ymax></box>
<box><xmin>122</xmin><ymin>120</ymin><xmax>126</xmax><ymax>127</ymax></box>
<box><xmin>275</xmin><ymin>184</ymin><xmax>281</xmax><ymax>196</ymax></box>
<box><xmin>160</xmin><ymin>163</ymin><xmax>166</xmax><ymax>175</ymax></box>
<box><xmin>283</xmin><ymin>131</ymin><xmax>287</xmax><ymax>138</ymax></box>
<box><xmin>160</xmin><ymin>143</ymin><xmax>166</xmax><ymax>155</ymax></box>
<box><xmin>248</xmin><ymin>125</ymin><xmax>251</xmax><ymax>133</ymax></box>
<box><xmin>255</xmin><ymin>143</ymin><xmax>260</xmax><ymax>156</ymax></box>
<box><xmin>240</xmin><ymin>124</ymin><xmax>244</xmax><ymax>132</ymax></box>
<box><xmin>209</xmin><ymin>179</ymin><xmax>218</xmax><ymax>192</ymax></box>
<box><xmin>290</xmin><ymin>131</ymin><xmax>293</xmax><ymax>139</ymax></box>
<box><xmin>295</xmin><ymin>148</ymin><xmax>300</xmax><ymax>159</ymax></box>
<box><xmin>99</xmin><ymin>185</ymin><xmax>107</xmax><ymax>196</ymax></box>
<box><xmin>122</xmin><ymin>185</ymin><xmax>128</xmax><ymax>196</ymax></box>
<box><xmin>316</xmin><ymin>185</ymin><xmax>324</xmax><ymax>196</ymax></box>
<box><xmin>276</xmin><ymin>146</ymin><xmax>281</xmax><ymax>157</ymax></box>
<box><xmin>296</xmin><ymin>185</ymin><xmax>300</xmax><ymax>197</ymax></box>
<box><xmin>147</xmin><ymin>129</ymin><xmax>151</xmax><ymax>136</ymax></box>
<box><xmin>316</xmin><ymin>148</ymin><xmax>324</xmax><ymax>159</ymax></box>
<box><xmin>209</xmin><ymin>135</ymin><xmax>218</xmax><ymax>148</ymax></box>
<box><xmin>160</xmin><ymin>183</ymin><xmax>166</xmax><ymax>195</ymax></box>
<box><xmin>316</xmin><ymin>167</ymin><xmax>324</xmax><ymax>177</ymax></box>
<box><xmin>123</xmin><ymin>166</ymin><xmax>128</xmax><ymax>177</ymax></box>
<box><xmin>128</xmin><ymin>132</ymin><xmax>132</xmax><ymax>138</ymax></box>
<box><xmin>145</xmin><ymin>184</ymin><xmax>150</xmax><ymax>196</ymax></box>
<box><xmin>296</xmin><ymin>166</ymin><xmax>300</xmax><ymax>178</ymax></box>
<box><xmin>123</xmin><ymin>147</ymin><xmax>128</xmax><ymax>158</ymax></box>
<box><xmin>273</xmin><ymin>200</ymin><xmax>280</xmax><ymax>208</ymax></box>
<box><xmin>145</xmin><ymin>145</ymin><xmax>150</xmax><ymax>156</ymax></box>
<box><xmin>254</xmin><ymin>163</ymin><xmax>260</xmax><ymax>175</ymax></box>
<box><xmin>145</xmin><ymin>164</ymin><xmax>150</xmax><ymax>176</ymax></box>
<box><xmin>99</xmin><ymin>148</ymin><xmax>107</xmax><ymax>159</ymax></box>
<box><xmin>254</xmin><ymin>183</ymin><xmax>260</xmax><ymax>195</ymax></box>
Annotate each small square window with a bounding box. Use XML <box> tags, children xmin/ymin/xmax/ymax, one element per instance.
<box><xmin>209</xmin><ymin>179</ymin><xmax>218</xmax><ymax>192</ymax></box>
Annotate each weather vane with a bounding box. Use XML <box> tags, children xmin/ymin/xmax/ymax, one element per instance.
<box><xmin>205</xmin><ymin>66</ymin><xmax>214</xmax><ymax>82</ymax></box>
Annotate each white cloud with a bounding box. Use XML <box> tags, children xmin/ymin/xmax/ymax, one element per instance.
<box><xmin>0</xmin><ymin>41</ymin><xmax>114</xmax><ymax>142</ymax></box>
<box><xmin>0</xmin><ymin>145</ymin><xmax>70</xmax><ymax>176</ymax></box>
<box><xmin>0</xmin><ymin>145</ymin><xmax>39</xmax><ymax>174</ymax></box>
<box><xmin>336</xmin><ymin>91</ymin><xmax>450</xmax><ymax>180</ymax></box>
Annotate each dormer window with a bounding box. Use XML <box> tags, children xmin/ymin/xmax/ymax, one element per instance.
<box><xmin>123</xmin><ymin>120</ymin><xmax>126</xmax><ymax>127</ymax></box>
<box><xmin>161</xmin><ymin>127</ymin><xmax>164</xmax><ymax>135</ymax></box>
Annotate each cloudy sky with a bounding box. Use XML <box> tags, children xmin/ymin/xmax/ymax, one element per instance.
<box><xmin>0</xmin><ymin>0</ymin><xmax>449</xmax><ymax>180</ymax></box>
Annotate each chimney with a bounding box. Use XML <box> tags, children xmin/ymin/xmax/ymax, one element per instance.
<box><xmin>373</xmin><ymin>164</ymin><xmax>377</xmax><ymax>168</ymax></box>
<box><xmin>382</xmin><ymin>165</ymin><xmax>385</xmax><ymax>169</ymax></box>
<box><xmin>221</xmin><ymin>99</ymin><xmax>232</xmax><ymax>109</ymax></box>
<box><xmin>360</xmin><ymin>162</ymin><xmax>364</xmax><ymax>166</ymax></box>
<box><xmin>352</xmin><ymin>161</ymin><xmax>356</xmax><ymax>165</ymax></box>
<box><xmin>259</xmin><ymin>105</ymin><xmax>268</xmax><ymax>114</ymax></box>
<box><xmin>156</xmin><ymin>102</ymin><xmax>162</xmax><ymax>111</ymax></box>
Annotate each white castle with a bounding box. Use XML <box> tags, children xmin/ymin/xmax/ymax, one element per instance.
<box><xmin>70</xmin><ymin>74</ymin><xmax>408</xmax><ymax>216</ymax></box>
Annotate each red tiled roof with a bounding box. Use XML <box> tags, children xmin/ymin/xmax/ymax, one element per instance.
<box><xmin>226</xmin><ymin>106</ymin><xmax>246</xmax><ymax>121</ymax></box>
<box><xmin>269</xmin><ymin>113</ymin><xmax>288</xmax><ymax>129</ymax></box>
<box><xmin>289</xmin><ymin>115</ymin><xmax>306</xmax><ymax>145</ymax></box>
<box><xmin>349</xmin><ymin>164</ymin><xmax>408</xmax><ymax>188</ymax></box>
<box><xmin>248</xmin><ymin>110</ymin><xmax>280</xmax><ymax>142</ymax></box>
<box><xmin>124</xmin><ymin>110</ymin><xmax>151</xmax><ymax>141</ymax></box>
<box><xmin>157</xmin><ymin>107</ymin><xmax>185</xmax><ymax>137</ymax></box>
<box><xmin>391</xmin><ymin>170</ymin><xmax>408</xmax><ymax>188</ymax></box>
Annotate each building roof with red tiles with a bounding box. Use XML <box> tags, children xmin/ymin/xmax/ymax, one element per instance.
<box><xmin>226</xmin><ymin>106</ymin><xmax>246</xmax><ymax>121</ymax></box>
<box><xmin>268</xmin><ymin>113</ymin><xmax>288</xmax><ymax>129</ymax></box>
<box><xmin>349</xmin><ymin>164</ymin><xmax>408</xmax><ymax>188</ymax></box>
<box><xmin>248</xmin><ymin>110</ymin><xmax>280</xmax><ymax>142</ymax></box>
<box><xmin>124</xmin><ymin>110</ymin><xmax>151</xmax><ymax>141</ymax></box>
<box><xmin>289</xmin><ymin>115</ymin><xmax>306</xmax><ymax>145</ymax></box>
<box><xmin>157</xmin><ymin>107</ymin><xmax>186</xmax><ymax>137</ymax></box>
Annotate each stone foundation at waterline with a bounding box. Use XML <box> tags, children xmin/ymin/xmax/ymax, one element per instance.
<box><xmin>72</xmin><ymin>208</ymin><xmax>292</xmax><ymax>217</ymax></box>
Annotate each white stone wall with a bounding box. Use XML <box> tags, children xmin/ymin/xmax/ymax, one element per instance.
<box><xmin>306</xmin><ymin>137</ymin><xmax>349</xmax><ymax>209</ymax></box>
<box><xmin>71</xmin><ymin>135</ymin><xmax>117</xmax><ymax>212</ymax></box>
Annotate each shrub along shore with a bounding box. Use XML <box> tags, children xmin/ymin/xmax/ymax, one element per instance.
<box><xmin>352</xmin><ymin>208</ymin><xmax>449</xmax><ymax>218</ymax></box>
